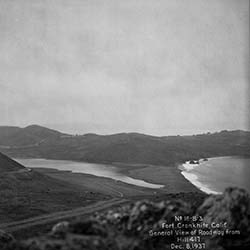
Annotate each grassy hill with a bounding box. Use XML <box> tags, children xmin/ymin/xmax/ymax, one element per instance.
<box><xmin>1</xmin><ymin>126</ymin><xmax>250</xmax><ymax>166</ymax></box>
<box><xmin>0</xmin><ymin>152</ymin><xmax>108</xmax><ymax>223</ymax></box>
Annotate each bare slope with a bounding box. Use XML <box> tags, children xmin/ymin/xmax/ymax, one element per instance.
<box><xmin>0</xmin><ymin>152</ymin><xmax>24</xmax><ymax>172</ymax></box>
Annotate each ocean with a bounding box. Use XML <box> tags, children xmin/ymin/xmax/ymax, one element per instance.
<box><xmin>179</xmin><ymin>156</ymin><xmax>250</xmax><ymax>194</ymax></box>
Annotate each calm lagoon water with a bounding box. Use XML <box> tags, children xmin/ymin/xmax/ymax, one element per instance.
<box><xmin>179</xmin><ymin>156</ymin><xmax>250</xmax><ymax>194</ymax></box>
<box><xmin>15</xmin><ymin>158</ymin><xmax>164</xmax><ymax>189</ymax></box>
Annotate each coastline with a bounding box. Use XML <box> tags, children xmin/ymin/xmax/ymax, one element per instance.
<box><xmin>179</xmin><ymin>159</ymin><xmax>221</xmax><ymax>194</ymax></box>
<box><xmin>178</xmin><ymin>156</ymin><xmax>249</xmax><ymax>195</ymax></box>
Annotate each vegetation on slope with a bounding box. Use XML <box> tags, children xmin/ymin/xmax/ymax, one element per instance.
<box><xmin>1</xmin><ymin>126</ymin><xmax>250</xmax><ymax>166</ymax></box>
<box><xmin>1</xmin><ymin>187</ymin><xmax>249</xmax><ymax>250</ymax></box>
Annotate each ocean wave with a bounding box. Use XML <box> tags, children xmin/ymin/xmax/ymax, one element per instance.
<box><xmin>181</xmin><ymin>171</ymin><xmax>220</xmax><ymax>194</ymax></box>
<box><xmin>181</xmin><ymin>161</ymin><xmax>199</xmax><ymax>171</ymax></box>
<box><xmin>179</xmin><ymin>161</ymin><xmax>221</xmax><ymax>195</ymax></box>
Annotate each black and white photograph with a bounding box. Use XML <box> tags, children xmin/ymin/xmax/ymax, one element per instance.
<box><xmin>0</xmin><ymin>0</ymin><xmax>249</xmax><ymax>249</ymax></box>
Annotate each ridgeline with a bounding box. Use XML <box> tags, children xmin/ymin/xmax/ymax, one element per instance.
<box><xmin>0</xmin><ymin>125</ymin><xmax>249</xmax><ymax>166</ymax></box>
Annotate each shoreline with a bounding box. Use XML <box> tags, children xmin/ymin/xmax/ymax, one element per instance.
<box><xmin>179</xmin><ymin>158</ymin><xmax>221</xmax><ymax>194</ymax></box>
<box><xmin>178</xmin><ymin>156</ymin><xmax>249</xmax><ymax>195</ymax></box>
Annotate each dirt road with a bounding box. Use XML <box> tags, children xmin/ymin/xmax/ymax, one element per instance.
<box><xmin>0</xmin><ymin>198</ymin><xmax>128</xmax><ymax>233</ymax></box>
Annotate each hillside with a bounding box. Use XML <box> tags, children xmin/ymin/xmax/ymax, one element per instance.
<box><xmin>0</xmin><ymin>152</ymin><xmax>108</xmax><ymax>223</ymax></box>
<box><xmin>1</xmin><ymin>126</ymin><xmax>250</xmax><ymax>166</ymax></box>
<box><xmin>0</xmin><ymin>152</ymin><xmax>25</xmax><ymax>172</ymax></box>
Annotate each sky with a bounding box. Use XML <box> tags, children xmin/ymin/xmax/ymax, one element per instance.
<box><xmin>0</xmin><ymin>0</ymin><xmax>249</xmax><ymax>136</ymax></box>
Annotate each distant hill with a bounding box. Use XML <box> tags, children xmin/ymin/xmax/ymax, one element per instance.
<box><xmin>0</xmin><ymin>125</ymin><xmax>67</xmax><ymax>147</ymax></box>
<box><xmin>1</xmin><ymin>125</ymin><xmax>250</xmax><ymax>166</ymax></box>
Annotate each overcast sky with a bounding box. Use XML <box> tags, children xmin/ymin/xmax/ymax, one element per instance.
<box><xmin>0</xmin><ymin>0</ymin><xmax>249</xmax><ymax>135</ymax></box>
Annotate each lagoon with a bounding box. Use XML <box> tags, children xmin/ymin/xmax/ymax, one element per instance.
<box><xmin>15</xmin><ymin>158</ymin><xmax>164</xmax><ymax>189</ymax></box>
